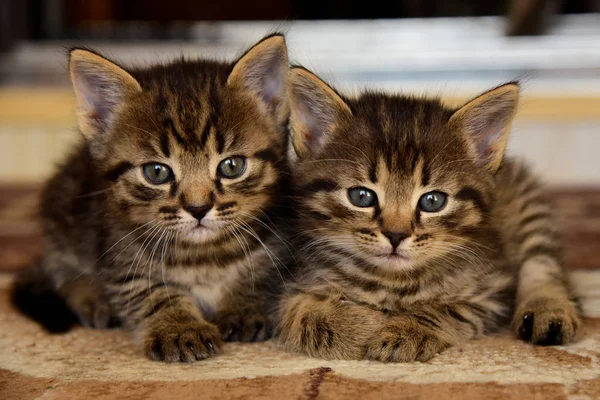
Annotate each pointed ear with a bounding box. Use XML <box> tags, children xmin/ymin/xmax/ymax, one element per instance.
<box><xmin>69</xmin><ymin>49</ymin><xmax>141</xmax><ymax>140</ymax></box>
<box><xmin>449</xmin><ymin>82</ymin><xmax>519</xmax><ymax>173</ymax></box>
<box><xmin>227</xmin><ymin>34</ymin><xmax>288</xmax><ymax>121</ymax></box>
<box><xmin>288</xmin><ymin>67</ymin><xmax>352</xmax><ymax>158</ymax></box>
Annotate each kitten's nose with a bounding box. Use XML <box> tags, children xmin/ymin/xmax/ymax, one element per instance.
<box><xmin>383</xmin><ymin>231</ymin><xmax>410</xmax><ymax>250</ymax></box>
<box><xmin>184</xmin><ymin>204</ymin><xmax>212</xmax><ymax>222</ymax></box>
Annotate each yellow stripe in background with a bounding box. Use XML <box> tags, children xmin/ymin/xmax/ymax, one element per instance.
<box><xmin>2</xmin><ymin>88</ymin><xmax>600</xmax><ymax>123</ymax></box>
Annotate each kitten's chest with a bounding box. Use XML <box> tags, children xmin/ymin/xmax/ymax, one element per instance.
<box><xmin>167</xmin><ymin>263</ymin><xmax>244</xmax><ymax>317</ymax></box>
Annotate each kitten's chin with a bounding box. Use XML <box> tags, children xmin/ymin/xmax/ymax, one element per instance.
<box><xmin>369</xmin><ymin>253</ymin><xmax>414</xmax><ymax>270</ymax></box>
<box><xmin>177</xmin><ymin>223</ymin><xmax>218</xmax><ymax>243</ymax></box>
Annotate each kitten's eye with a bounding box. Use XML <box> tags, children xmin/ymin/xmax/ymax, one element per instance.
<box><xmin>142</xmin><ymin>163</ymin><xmax>173</xmax><ymax>185</ymax></box>
<box><xmin>348</xmin><ymin>187</ymin><xmax>378</xmax><ymax>208</ymax></box>
<box><xmin>218</xmin><ymin>156</ymin><xmax>247</xmax><ymax>178</ymax></box>
<box><xmin>418</xmin><ymin>191</ymin><xmax>447</xmax><ymax>212</ymax></box>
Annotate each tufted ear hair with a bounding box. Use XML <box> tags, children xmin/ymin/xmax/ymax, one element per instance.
<box><xmin>69</xmin><ymin>48</ymin><xmax>141</xmax><ymax>140</ymax></box>
<box><xmin>288</xmin><ymin>67</ymin><xmax>352</xmax><ymax>158</ymax></box>
<box><xmin>448</xmin><ymin>82</ymin><xmax>520</xmax><ymax>173</ymax></box>
<box><xmin>228</xmin><ymin>34</ymin><xmax>289</xmax><ymax>123</ymax></box>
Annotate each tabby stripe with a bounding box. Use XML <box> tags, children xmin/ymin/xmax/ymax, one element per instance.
<box><xmin>305</xmin><ymin>210</ymin><xmax>331</xmax><ymax>221</ymax></box>
<box><xmin>455</xmin><ymin>187</ymin><xmax>488</xmax><ymax>213</ymax></box>
<box><xmin>169</xmin><ymin>181</ymin><xmax>179</xmax><ymax>197</ymax></box>
<box><xmin>116</xmin><ymin>273</ymin><xmax>146</xmax><ymax>285</ymax></box>
<box><xmin>105</xmin><ymin>162</ymin><xmax>134</xmax><ymax>181</ymax></box>
<box><xmin>165</xmin><ymin>119</ymin><xmax>187</xmax><ymax>148</ymax></box>
<box><xmin>199</xmin><ymin>121</ymin><xmax>212</xmax><ymax>149</ymax></box>
<box><xmin>412</xmin><ymin>313</ymin><xmax>441</xmax><ymax>330</ymax></box>
<box><xmin>421</xmin><ymin>162</ymin><xmax>431</xmax><ymax>187</ymax></box>
<box><xmin>369</xmin><ymin>161</ymin><xmax>378</xmax><ymax>183</ymax></box>
<box><xmin>159</xmin><ymin>132</ymin><xmax>171</xmax><ymax>158</ymax></box>
<box><xmin>216</xmin><ymin>201</ymin><xmax>237</xmax><ymax>212</ymax></box>
<box><xmin>518</xmin><ymin>211</ymin><xmax>553</xmax><ymax>230</ymax></box>
<box><xmin>521</xmin><ymin>244</ymin><xmax>562</xmax><ymax>263</ymax></box>
<box><xmin>214</xmin><ymin>179</ymin><xmax>224</xmax><ymax>194</ymax></box>
<box><xmin>331</xmin><ymin>265</ymin><xmax>384</xmax><ymax>292</ymax></box>
<box><xmin>299</xmin><ymin>179</ymin><xmax>338</xmax><ymax>193</ymax></box>
<box><xmin>254</xmin><ymin>149</ymin><xmax>280</xmax><ymax>164</ymax></box>
<box><xmin>216</xmin><ymin>128</ymin><xmax>225</xmax><ymax>154</ymax></box>
<box><xmin>518</xmin><ymin>226</ymin><xmax>560</xmax><ymax>243</ymax></box>
<box><xmin>142</xmin><ymin>296</ymin><xmax>182</xmax><ymax>319</ymax></box>
<box><xmin>447</xmin><ymin>308</ymin><xmax>479</xmax><ymax>334</ymax></box>
<box><xmin>125</xmin><ymin>283</ymin><xmax>166</xmax><ymax>306</ymax></box>
<box><xmin>126</xmin><ymin>182</ymin><xmax>162</xmax><ymax>202</ymax></box>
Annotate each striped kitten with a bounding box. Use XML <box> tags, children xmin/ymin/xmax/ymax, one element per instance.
<box><xmin>14</xmin><ymin>35</ymin><xmax>290</xmax><ymax>362</ymax></box>
<box><xmin>277</xmin><ymin>67</ymin><xmax>581</xmax><ymax>362</ymax></box>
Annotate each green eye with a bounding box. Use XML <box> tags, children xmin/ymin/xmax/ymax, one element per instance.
<box><xmin>418</xmin><ymin>191</ymin><xmax>447</xmax><ymax>212</ymax></box>
<box><xmin>348</xmin><ymin>187</ymin><xmax>378</xmax><ymax>208</ymax></box>
<box><xmin>218</xmin><ymin>156</ymin><xmax>247</xmax><ymax>178</ymax></box>
<box><xmin>142</xmin><ymin>163</ymin><xmax>173</xmax><ymax>185</ymax></box>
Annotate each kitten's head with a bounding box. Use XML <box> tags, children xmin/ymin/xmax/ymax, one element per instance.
<box><xmin>288</xmin><ymin>67</ymin><xmax>519</xmax><ymax>271</ymax></box>
<box><xmin>69</xmin><ymin>35</ymin><xmax>289</xmax><ymax>243</ymax></box>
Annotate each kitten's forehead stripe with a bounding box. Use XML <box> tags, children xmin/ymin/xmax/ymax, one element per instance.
<box><xmin>159</xmin><ymin>132</ymin><xmax>171</xmax><ymax>158</ymax></box>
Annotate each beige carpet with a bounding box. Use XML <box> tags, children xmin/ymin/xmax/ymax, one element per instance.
<box><xmin>1</xmin><ymin>189</ymin><xmax>600</xmax><ymax>399</ymax></box>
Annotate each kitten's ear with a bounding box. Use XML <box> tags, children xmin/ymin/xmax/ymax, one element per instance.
<box><xmin>69</xmin><ymin>49</ymin><xmax>141</xmax><ymax>139</ymax></box>
<box><xmin>449</xmin><ymin>82</ymin><xmax>519</xmax><ymax>173</ymax></box>
<box><xmin>288</xmin><ymin>67</ymin><xmax>352</xmax><ymax>158</ymax></box>
<box><xmin>227</xmin><ymin>34</ymin><xmax>288</xmax><ymax>120</ymax></box>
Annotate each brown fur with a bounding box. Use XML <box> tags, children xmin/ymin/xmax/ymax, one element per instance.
<box><xmin>277</xmin><ymin>67</ymin><xmax>581</xmax><ymax>362</ymax></box>
<box><xmin>15</xmin><ymin>34</ymin><xmax>292</xmax><ymax>362</ymax></box>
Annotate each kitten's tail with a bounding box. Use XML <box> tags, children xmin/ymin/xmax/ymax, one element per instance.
<box><xmin>10</xmin><ymin>262</ymin><xmax>78</xmax><ymax>333</ymax></box>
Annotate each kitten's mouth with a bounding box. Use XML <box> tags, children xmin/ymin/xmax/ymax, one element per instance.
<box><xmin>375</xmin><ymin>251</ymin><xmax>409</xmax><ymax>261</ymax></box>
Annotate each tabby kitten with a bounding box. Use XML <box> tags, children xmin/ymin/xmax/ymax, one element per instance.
<box><xmin>16</xmin><ymin>35</ymin><xmax>290</xmax><ymax>362</ymax></box>
<box><xmin>277</xmin><ymin>67</ymin><xmax>581</xmax><ymax>362</ymax></box>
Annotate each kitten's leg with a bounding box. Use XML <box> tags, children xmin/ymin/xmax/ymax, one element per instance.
<box><xmin>215</xmin><ymin>292</ymin><xmax>275</xmax><ymax>343</ymax></box>
<box><xmin>42</xmin><ymin>252</ymin><xmax>113</xmax><ymax>328</ymax></box>
<box><xmin>501</xmin><ymin>163</ymin><xmax>581</xmax><ymax>344</ymax></box>
<box><xmin>111</xmin><ymin>281</ymin><xmax>221</xmax><ymax>362</ymax></box>
<box><xmin>514</xmin><ymin>265</ymin><xmax>580</xmax><ymax>345</ymax></box>
<box><xmin>277</xmin><ymin>292</ymin><xmax>384</xmax><ymax>360</ymax></box>
<box><xmin>365</xmin><ymin>300</ymin><xmax>504</xmax><ymax>363</ymax></box>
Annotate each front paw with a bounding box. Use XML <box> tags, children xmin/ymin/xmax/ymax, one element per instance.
<box><xmin>365</xmin><ymin>318</ymin><xmax>448</xmax><ymax>363</ymax></box>
<box><xmin>143</xmin><ymin>316</ymin><xmax>222</xmax><ymax>363</ymax></box>
<box><xmin>514</xmin><ymin>297</ymin><xmax>581</xmax><ymax>345</ymax></box>
<box><xmin>216</xmin><ymin>309</ymin><xmax>273</xmax><ymax>342</ymax></box>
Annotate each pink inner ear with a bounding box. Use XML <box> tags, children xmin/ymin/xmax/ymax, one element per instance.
<box><xmin>468</xmin><ymin>105</ymin><xmax>513</xmax><ymax>165</ymax></box>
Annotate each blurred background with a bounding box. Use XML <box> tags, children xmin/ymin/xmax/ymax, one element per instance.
<box><xmin>0</xmin><ymin>1</ymin><xmax>599</xmax><ymax>271</ymax></box>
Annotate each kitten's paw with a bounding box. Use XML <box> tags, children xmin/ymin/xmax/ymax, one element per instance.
<box><xmin>216</xmin><ymin>309</ymin><xmax>273</xmax><ymax>342</ymax></box>
<box><xmin>143</xmin><ymin>318</ymin><xmax>222</xmax><ymax>363</ymax></box>
<box><xmin>515</xmin><ymin>297</ymin><xmax>581</xmax><ymax>345</ymax></box>
<box><xmin>365</xmin><ymin>318</ymin><xmax>448</xmax><ymax>363</ymax></box>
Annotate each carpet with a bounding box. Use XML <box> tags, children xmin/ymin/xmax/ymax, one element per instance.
<box><xmin>1</xmin><ymin>187</ymin><xmax>600</xmax><ymax>400</ymax></box>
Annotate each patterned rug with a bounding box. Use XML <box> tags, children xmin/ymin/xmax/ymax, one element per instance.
<box><xmin>1</xmin><ymin>187</ymin><xmax>600</xmax><ymax>400</ymax></box>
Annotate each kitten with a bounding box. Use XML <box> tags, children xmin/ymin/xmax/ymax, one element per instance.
<box><xmin>13</xmin><ymin>34</ymin><xmax>290</xmax><ymax>362</ymax></box>
<box><xmin>276</xmin><ymin>67</ymin><xmax>581</xmax><ymax>362</ymax></box>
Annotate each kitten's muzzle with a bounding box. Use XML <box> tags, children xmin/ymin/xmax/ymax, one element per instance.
<box><xmin>184</xmin><ymin>204</ymin><xmax>212</xmax><ymax>222</ymax></box>
<box><xmin>383</xmin><ymin>231</ymin><xmax>409</xmax><ymax>251</ymax></box>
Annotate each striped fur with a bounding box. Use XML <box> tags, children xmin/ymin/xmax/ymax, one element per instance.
<box><xmin>20</xmin><ymin>35</ymin><xmax>291</xmax><ymax>362</ymax></box>
<box><xmin>277</xmin><ymin>67</ymin><xmax>580</xmax><ymax>362</ymax></box>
